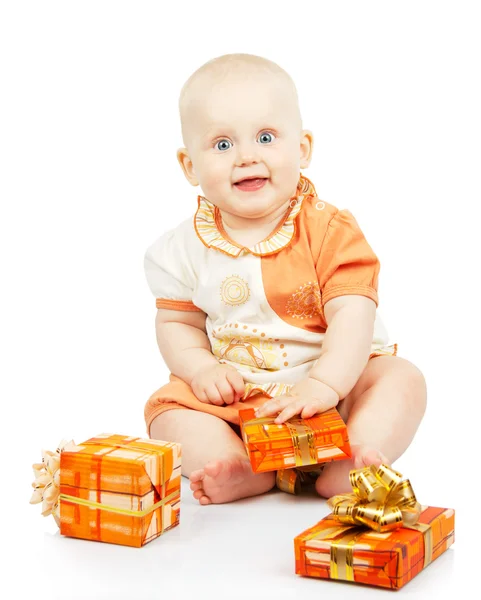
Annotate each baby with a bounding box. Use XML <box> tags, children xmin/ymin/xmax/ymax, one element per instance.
<box><xmin>143</xmin><ymin>53</ymin><xmax>427</xmax><ymax>505</ymax></box>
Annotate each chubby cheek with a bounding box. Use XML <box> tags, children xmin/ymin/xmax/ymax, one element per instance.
<box><xmin>270</xmin><ymin>152</ymin><xmax>301</xmax><ymax>192</ymax></box>
<box><xmin>267</xmin><ymin>143</ymin><xmax>300</xmax><ymax>173</ymax></box>
<box><xmin>197</xmin><ymin>156</ymin><xmax>231</xmax><ymax>198</ymax></box>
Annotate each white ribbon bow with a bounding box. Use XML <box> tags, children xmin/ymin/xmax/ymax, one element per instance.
<box><xmin>30</xmin><ymin>439</ymin><xmax>77</xmax><ymax>526</ymax></box>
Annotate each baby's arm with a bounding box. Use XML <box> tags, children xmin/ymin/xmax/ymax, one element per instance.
<box><xmin>155</xmin><ymin>308</ymin><xmax>245</xmax><ymax>405</ymax></box>
<box><xmin>155</xmin><ymin>308</ymin><xmax>215</xmax><ymax>383</ymax></box>
<box><xmin>256</xmin><ymin>294</ymin><xmax>376</xmax><ymax>422</ymax></box>
<box><xmin>310</xmin><ymin>294</ymin><xmax>376</xmax><ymax>399</ymax></box>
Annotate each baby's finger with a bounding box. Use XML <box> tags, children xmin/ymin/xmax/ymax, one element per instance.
<box><xmin>255</xmin><ymin>395</ymin><xmax>292</xmax><ymax>417</ymax></box>
<box><xmin>303</xmin><ymin>394</ymin><xmax>338</xmax><ymax>417</ymax></box>
<box><xmin>205</xmin><ymin>384</ymin><xmax>224</xmax><ymax>406</ymax></box>
<box><xmin>192</xmin><ymin>385</ymin><xmax>209</xmax><ymax>404</ymax></box>
<box><xmin>215</xmin><ymin>377</ymin><xmax>235</xmax><ymax>405</ymax></box>
<box><xmin>225</xmin><ymin>370</ymin><xmax>245</xmax><ymax>401</ymax></box>
<box><xmin>300</xmin><ymin>402</ymin><xmax>324</xmax><ymax>419</ymax></box>
<box><xmin>274</xmin><ymin>399</ymin><xmax>306</xmax><ymax>424</ymax></box>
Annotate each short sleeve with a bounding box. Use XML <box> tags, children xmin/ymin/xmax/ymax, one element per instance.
<box><xmin>316</xmin><ymin>209</ymin><xmax>380</xmax><ymax>307</ymax></box>
<box><xmin>144</xmin><ymin>228</ymin><xmax>202</xmax><ymax>312</ymax></box>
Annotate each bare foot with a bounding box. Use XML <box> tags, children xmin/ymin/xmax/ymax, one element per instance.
<box><xmin>189</xmin><ymin>455</ymin><xmax>275</xmax><ymax>505</ymax></box>
<box><xmin>315</xmin><ymin>444</ymin><xmax>390</xmax><ymax>498</ymax></box>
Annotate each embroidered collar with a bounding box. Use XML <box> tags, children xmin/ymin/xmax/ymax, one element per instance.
<box><xmin>194</xmin><ymin>174</ymin><xmax>317</xmax><ymax>257</ymax></box>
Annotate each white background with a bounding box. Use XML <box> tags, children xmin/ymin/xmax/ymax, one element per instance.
<box><xmin>1</xmin><ymin>1</ymin><xmax>479</xmax><ymax>598</ymax></box>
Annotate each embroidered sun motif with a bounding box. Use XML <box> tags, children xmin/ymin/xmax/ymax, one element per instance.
<box><xmin>220</xmin><ymin>275</ymin><xmax>250</xmax><ymax>306</ymax></box>
<box><xmin>286</xmin><ymin>282</ymin><xmax>322</xmax><ymax>319</ymax></box>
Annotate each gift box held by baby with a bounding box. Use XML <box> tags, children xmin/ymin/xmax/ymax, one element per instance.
<box><xmin>239</xmin><ymin>407</ymin><xmax>351</xmax><ymax>474</ymax></box>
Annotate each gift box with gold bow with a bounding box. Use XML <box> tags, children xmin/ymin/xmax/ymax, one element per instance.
<box><xmin>239</xmin><ymin>407</ymin><xmax>351</xmax><ymax>474</ymax></box>
<box><xmin>294</xmin><ymin>464</ymin><xmax>455</xmax><ymax>589</ymax></box>
<box><xmin>30</xmin><ymin>434</ymin><xmax>181</xmax><ymax>547</ymax></box>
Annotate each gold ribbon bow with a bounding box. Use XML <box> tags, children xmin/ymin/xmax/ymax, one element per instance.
<box><xmin>29</xmin><ymin>439</ymin><xmax>77</xmax><ymax>526</ymax></box>
<box><xmin>319</xmin><ymin>463</ymin><xmax>433</xmax><ymax>582</ymax></box>
<box><xmin>327</xmin><ymin>463</ymin><xmax>422</xmax><ymax>533</ymax></box>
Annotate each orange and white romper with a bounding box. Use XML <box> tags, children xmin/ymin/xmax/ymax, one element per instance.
<box><xmin>143</xmin><ymin>174</ymin><xmax>396</xmax><ymax>435</ymax></box>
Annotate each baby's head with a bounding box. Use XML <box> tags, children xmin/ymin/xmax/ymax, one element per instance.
<box><xmin>177</xmin><ymin>54</ymin><xmax>313</xmax><ymax>220</ymax></box>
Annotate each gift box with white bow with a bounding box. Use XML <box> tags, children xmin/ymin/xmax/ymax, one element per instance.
<box><xmin>30</xmin><ymin>434</ymin><xmax>181</xmax><ymax>547</ymax></box>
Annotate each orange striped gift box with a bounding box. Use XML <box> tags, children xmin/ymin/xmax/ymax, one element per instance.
<box><xmin>238</xmin><ymin>408</ymin><xmax>351</xmax><ymax>474</ymax></box>
<box><xmin>59</xmin><ymin>434</ymin><xmax>181</xmax><ymax>547</ymax></box>
<box><xmin>294</xmin><ymin>463</ymin><xmax>455</xmax><ymax>590</ymax></box>
<box><xmin>295</xmin><ymin>506</ymin><xmax>455</xmax><ymax>589</ymax></box>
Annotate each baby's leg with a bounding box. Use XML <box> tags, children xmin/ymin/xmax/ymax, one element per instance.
<box><xmin>315</xmin><ymin>356</ymin><xmax>427</xmax><ymax>498</ymax></box>
<box><xmin>150</xmin><ymin>409</ymin><xmax>275</xmax><ymax>505</ymax></box>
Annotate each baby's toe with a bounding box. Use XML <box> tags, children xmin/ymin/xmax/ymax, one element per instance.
<box><xmin>190</xmin><ymin>480</ymin><xmax>203</xmax><ymax>492</ymax></box>
<box><xmin>363</xmin><ymin>449</ymin><xmax>389</xmax><ymax>467</ymax></box>
<box><xmin>352</xmin><ymin>445</ymin><xmax>389</xmax><ymax>469</ymax></box>
<box><xmin>189</xmin><ymin>468</ymin><xmax>205</xmax><ymax>484</ymax></box>
<box><xmin>203</xmin><ymin>460</ymin><xmax>223</xmax><ymax>479</ymax></box>
<box><xmin>193</xmin><ymin>489</ymin><xmax>206</xmax><ymax>500</ymax></box>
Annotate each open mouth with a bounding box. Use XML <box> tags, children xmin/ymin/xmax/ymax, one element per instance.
<box><xmin>234</xmin><ymin>178</ymin><xmax>268</xmax><ymax>191</ymax></box>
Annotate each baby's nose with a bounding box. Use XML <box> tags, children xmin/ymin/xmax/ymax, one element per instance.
<box><xmin>235</xmin><ymin>144</ymin><xmax>260</xmax><ymax>166</ymax></box>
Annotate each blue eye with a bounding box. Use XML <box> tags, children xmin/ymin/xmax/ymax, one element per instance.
<box><xmin>258</xmin><ymin>132</ymin><xmax>275</xmax><ymax>144</ymax></box>
<box><xmin>215</xmin><ymin>139</ymin><xmax>232</xmax><ymax>151</ymax></box>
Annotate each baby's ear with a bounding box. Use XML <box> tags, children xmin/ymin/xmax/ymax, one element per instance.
<box><xmin>177</xmin><ymin>148</ymin><xmax>199</xmax><ymax>186</ymax></box>
<box><xmin>300</xmin><ymin>130</ymin><xmax>314</xmax><ymax>169</ymax></box>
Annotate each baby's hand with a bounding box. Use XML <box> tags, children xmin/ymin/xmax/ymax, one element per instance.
<box><xmin>191</xmin><ymin>364</ymin><xmax>245</xmax><ymax>406</ymax></box>
<box><xmin>255</xmin><ymin>378</ymin><xmax>339</xmax><ymax>424</ymax></box>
